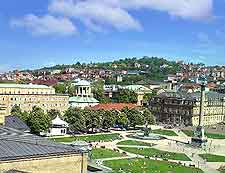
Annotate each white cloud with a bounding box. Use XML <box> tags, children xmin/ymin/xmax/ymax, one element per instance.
<box><xmin>10</xmin><ymin>14</ymin><xmax>77</xmax><ymax>36</ymax></box>
<box><xmin>116</xmin><ymin>0</ymin><xmax>213</xmax><ymax>20</ymax></box>
<box><xmin>11</xmin><ymin>0</ymin><xmax>214</xmax><ymax>35</ymax></box>
<box><xmin>48</xmin><ymin>0</ymin><xmax>213</xmax><ymax>33</ymax></box>
<box><xmin>48</xmin><ymin>0</ymin><xmax>142</xmax><ymax>32</ymax></box>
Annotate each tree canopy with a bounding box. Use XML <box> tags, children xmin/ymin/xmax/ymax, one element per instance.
<box><xmin>115</xmin><ymin>89</ymin><xmax>138</xmax><ymax>103</ymax></box>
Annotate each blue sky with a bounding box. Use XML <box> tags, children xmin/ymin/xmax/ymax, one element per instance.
<box><xmin>0</xmin><ymin>0</ymin><xmax>225</xmax><ymax>71</ymax></box>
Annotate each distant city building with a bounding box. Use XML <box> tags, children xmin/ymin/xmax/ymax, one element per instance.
<box><xmin>69</xmin><ymin>79</ymin><xmax>99</xmax><ymax>109</ymax></box>
<box><xmin>122</xmin><ymin>85</ymin><xmax>152</xmax><ymax>106</ymax></box>
<box><xmin>149</xmin><ymin>91</ymin><xmax>225</xmax><ymax>126</ymax></box>
<box><xmin>0</xmin><ymin>125</ymin><xmax>88</xmax><ymax>173</ymax></box>
<box><xmin>50</xmin><ymin>69</ymin><xmax>62</xmax><ymax>75</ymax></box>
<box><xmin>0</xmin><ymin>84</ymin><xmax>69</xmax><ymax>124</ymax></box>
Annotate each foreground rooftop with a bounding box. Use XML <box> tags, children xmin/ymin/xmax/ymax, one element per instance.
<box><xmin>0</xmin><ymin>125</ymin><xmax>85</xmax><ymax>161</ymax></box>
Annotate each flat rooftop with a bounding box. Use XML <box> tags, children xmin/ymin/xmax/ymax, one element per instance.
<box><xmin>0</xmin><ymin>84</ymin><xmax>51</xmax><ymax>89</ymax></box>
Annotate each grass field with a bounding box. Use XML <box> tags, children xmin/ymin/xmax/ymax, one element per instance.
<box><xmin>219</xmin><ymin>169</ymin><xmax>225</xmax><ymax>173</ymax></box>
<box><xmin>104</xmin><ymin>158</ymin><xmax>203</xmax><ymax>173</ymax></box>
<box><xmin>182</xmin><ymin>130</ymin><xmax>225</xmax><ymax>139</ymax></box>
<box><xmin>152</xmin><ymin>129</ymin><xmax>178</xmax><ymax>136</ymax></box>
<box><xmin>199</xmin><ymin>154</ymin><xmax>225</xmax><ymax>162</ymax></box>
<box><xmin>91</xmin><ymin>148</ymin><xmax>123</xmax><ymax>159</ymax></box>
<box><xmin>51</xmin><ymin>133</ymin><xmax>121</xmax><ymax>143</ymax></box>
<box><xmin>117</xmin><ymin>140</ymin><xmax>154</xmax><ymax>147</ymax></box>
<box><xmin>119</xmin><ymin>147</ymin><xmax>191</xmax><ymax>161</ymax></box>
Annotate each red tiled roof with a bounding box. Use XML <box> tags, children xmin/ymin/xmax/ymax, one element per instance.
<box><xmin>207</xmin><ymin>83</ymin><xmax>217</xmax><ymax>89</ymax></box>
<box><xmin>32</xmin><ymin>80</ymin><xmax>58</xmax><ymax>86</ymax></box>
<box><xmin>91</xmin><ymin>103</ymin><xmax>137</xmax><ymax>111</ymax></box>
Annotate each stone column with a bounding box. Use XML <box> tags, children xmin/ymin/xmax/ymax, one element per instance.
<box><xmin>199</xmin><ymin>84</ymin><xmax>206</xmax><ymax>126</ymax></box>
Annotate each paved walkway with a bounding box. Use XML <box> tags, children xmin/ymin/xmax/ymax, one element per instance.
<box><xmin>92</xmin><ymin>128</ymin><xmax>225</xmax><ymax>173</ymax></box>
<box><xmin>54</xmin><ymin>127</ymin><xmax>225</xmax><ymax>172</ymax></box>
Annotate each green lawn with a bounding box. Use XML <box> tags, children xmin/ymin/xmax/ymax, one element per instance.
<box><xmin>219</xmin><ymin>169</ymin><xmax>225</xmax><ymax>173</ymax></box>
<box><xmin>199</xmin><ymin>154</ymin><xmax>225</xmax><ymax>162</ymax></box>
<box><xmin>91</xmin><ymin>148</ymin><xmax>123</xmax><ymax>159</ymax></box>
<box><xmin>152</xmin><ymin>129</ymin><xmax>178</xmax><ymax>136</ymax></box>
<box><xmin>51</xmin><ymin>133</ymin><xmax>121</xmax><ymax>143</ymax></box>
<box><xmin>117</xmin><ymin>140</ymin><xmax>154</xmax><ymax>147</ymax></box>
<box><xmin>182</xmin><ymin>130</ymin><xmax>194</xmax><ymax>137</ymax></box>
<box><xmin>182</xmin><ymin>130</ymin><xmax>225</xmax><ymax>139</ymax></box>
<box><xmin>104</xmin><ymin>158</ymin><xmax>203</xmax><ymax>173</ymax></box>
<box><xmin>119</xmin><ymin>147</ymin><xmax>191</xmax><ymax>161</ymax></box>
<box><xmin>205</xmin><ymin>133</ymin><xmax>225</xmax><ymax>139</ymax></box>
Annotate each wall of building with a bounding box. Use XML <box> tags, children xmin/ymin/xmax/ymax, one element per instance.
<box><xmin>48</xmin><ymin>127</ymin><xmax>67</xmax><ymax>136</ymax></box>
<box><xmin>0</xmin><ymin>86</ymin><xmax>55</xmax><ymax>95</ymax></box>
<box><xmin>70</xmin><ymin>102</ymin><xmax>98</xmax><ymax>109</ymax></box>
<box><xmin>0</xmin><ymin>154</ymin><xmax>87</xmax><ymax>173</ymax></box>
<box><xmin>192</xmin><ymin>104</ymin><xmax>225</xmax><ymax>126</ymax></box>
<box><xmin>192</xmin><ymin>115</ymin><xmax>225</xmax><ymax>126</ymax></box>
<box><xmin>0</xmin><ymin>94</ymin><xmax>69</xmax><ymax>117</ymax></box>
<box><xmin>0</xmin><ymin>106</ymin><xmax>7</xmax><ymax>125</ymax></box>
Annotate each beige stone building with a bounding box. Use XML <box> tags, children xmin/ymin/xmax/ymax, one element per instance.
<box><xmin>149</xmin><ymin>91</ymin><xmax>225</xmax><ymax>126</ymax></box>
<box><xmin>0</xmin><ymin>105</ymin><xmax>7</xmax><ymax>125</ymax></box>
<box><xmin>122</xmin><ymin>85</ymin><xmax>152</xmax><ymax>106</ymax></box>
<box><xmin>0</xmin><ymin>126</ymin><xmax>88</xmax><ymax>173</ymax></box>
<box><xmin>0</xmin><ymin>84</ymin><xmax>69</xmax><ymax>124</ymax></box>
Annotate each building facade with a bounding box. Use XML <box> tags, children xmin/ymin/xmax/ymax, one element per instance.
<box><xmin>69</xmin><ymin>80</ymin><xmax>99</xmax><ymax>109</ymax></box>
<box><xmin>122</xmin><ymin>85</ymin><xmax>152</xmax><ymax>106</ymax></box>
<box><xmin>47</xmin><ymin>116</ymin><xmax>68</xmax><ymax>136</ymax></box>
<box><xmin>0</xmin><ymin>105</ymin><xmax>7</xmax><ymax>125</ymax></box>
<box><xmin>149</xmin><ymin>91</ymin><xmax>225</xmax><ymax>126</ymax></box>
<box><xmin>0</xmin><ymin>84</ymin><xmax>69</xmax><ymax>124</ymax></box>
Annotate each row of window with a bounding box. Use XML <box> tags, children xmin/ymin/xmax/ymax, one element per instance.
<box><xmin>11</xmin><ymin>103</ymin><xmax>68</xmax><ymax>108</ymax></box>
<box><xmin>0</xmin><ymin>90</ymin><xmax>54</xmax><ymax>95</ymax></box>
<box><xmin>0</xmin><ymin>97</ymin><xmax>67</xmax><ymax>101</ymax></box>
<box><xmin>193</xmin><ymin>115</ymin><xmax>224</xmax><ymax>122</ymax></box>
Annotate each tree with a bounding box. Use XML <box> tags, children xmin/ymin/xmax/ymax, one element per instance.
<box><xmin>92</xmin><ymin>80</ymin><xmax>110</xmax><ymax>103</ymax></box>
<box><xmin>53</xmin><ymin>84</ymin><xmax>66</xmax><ymax>94</ymax></box>
<box><xmin>142</xmin><ymin>109</ymin><xmax>155</xmax><ymax>125</ymax></box>
<box><xmin>53</xmin><ymin>81</ymin><xmax>76</xmax><ymax>96</ymax></box>
<box><xmin>11</xmin><ymin>105</ymin><xmax>23</xmax><ymax>117</ymax></box>
<box><xmin>116</xmin><ymin>89</ymin><xmax>137</xmax><ymax>103</ymax></box>
<box><xmin>115</xmin><ymin>112</ymin><xmax>129</xmax><ymax>129</ymax></box>
<box><xmin>85</xmin><ymin>110</ymin><xmax>101</xmax><ymax>133</ymax></box>
<box><xmin>122</xmin><ymin>107</ymin><xmax>144</xmax><ymax>129</ymax></box>
<box><xmin>101</xmin><ymin>110</ymin><xmax>115</xmax><ymax>130</ymax></box>
<box><xmin>143</xmin><ymin>90</ymin><xmax>157</xmax><ymax>103</ymax></box>
<box><xmin>11</xmin><ymin>105</ymin><xmax>29</xmax><ymax>123</ymax></box>
<box><xmin>47</xmin><ymin>109</ymin><xmax>61</xmax><ymax>120</ymax></box>
<box><xmin>27</xmin><ymin>106</ymin><xmax>51</xmax><ymax>134</ymax></box>
<box><xmin>64</xmin><ymin>107</ymin><xmax>86</xmax><ymax>133</ymax></box>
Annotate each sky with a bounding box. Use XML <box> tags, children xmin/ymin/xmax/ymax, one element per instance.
<box><xmin>1</xmin><ymin>0</ymin><xmax>225</xmax><ymax>72</ymax></box>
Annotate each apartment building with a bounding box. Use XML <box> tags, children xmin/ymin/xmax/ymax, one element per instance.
<box><xmin>0</xmin><ymin>84</ymin><xmax>69</xmax><ymax>124</ymax></box>
<box><xmin>149</xmin><ymin>91</ymin><xmax>225</xmax><ymax>126</ymax></box>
